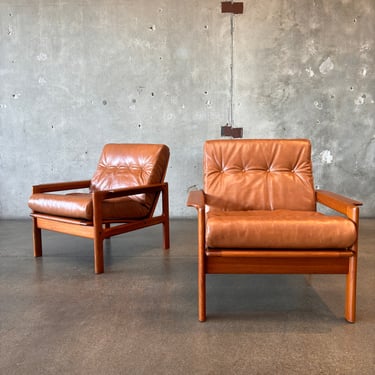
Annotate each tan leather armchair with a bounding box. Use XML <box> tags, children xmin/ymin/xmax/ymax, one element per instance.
<box><xmin>29</xmin><ymin>144</ymin><xmax>170</xmax><ymax>274</ymax></box>
<box><xmin>187</xmin><ymin>139</ymin><xmax>362</xmax><ymax>322</ymax></box>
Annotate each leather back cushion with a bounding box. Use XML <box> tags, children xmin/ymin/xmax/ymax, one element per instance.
<box><xmin>204</xmin><ymin>139</ymin><xmax>316</xmax><ymax>211</ymax></box>
<box><xmin>90</xmin><ymin>144</ymin><xmax>170</xmax><ymax>210</ymax></box>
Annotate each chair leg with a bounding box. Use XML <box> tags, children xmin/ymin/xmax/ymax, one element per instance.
<box><xmin>197</xmin><ymin>208</ymin><xmax>206</xmax><ymax>321</ymax></box>
<box><xmin>199</xmin><ymin>271</ymin><xmax>206</xmax><ymax>322</ymax></box>
<box><xmin>162</xmin><ymin>183</ymin><xmax>170</xmax><ymax>249</ymax></box>
<box><xmin>94</xmin><ymin>228</ymin><xmax>104</xmax><ymax>274</ymax></box>
<box><xmin>198</xmin><ymin>247</ymin><xmax>206</xmax><ymax>322</ymax></box>
<box><xmin>92</xmin><ymin>192</ymin><xmax>105</xmax><ymax>274</ymax></box>
<box><xmin>345</xmin><ymin>255</ymin><xmax>357</xmax><ymax>323</ymax></box>
<box><xmin>32</xmin><ymin>217</ymin><xmax>42</xmax><ymax>257</ymax></box>
<box><xmin>163</xmin><ymin>219</ymin><xmax>170</xmax><ymax>249</ymax></box>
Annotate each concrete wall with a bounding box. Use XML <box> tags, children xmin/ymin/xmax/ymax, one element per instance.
<box><xmin>0</xmin><ymin>0</ymin><xmax>374</xmax><ymax>218</ymax></box>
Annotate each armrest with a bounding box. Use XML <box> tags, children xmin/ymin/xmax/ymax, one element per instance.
<box><xmin>186</xmin><ymin>190</ymin><xmax>205</xmax><ymax>210</ymax></box>
<box><xmin>32</xmin><ymin>180</ymin><xmax>91</xmax><ymax>193</ymax></box>
<box><xmin>97</xmin><ymin>182</ymin><xmax>168</xmax><ymax>200</ymax></box>
<box><xmin>316</xmin><ymin>190</ymin><xmax>362</xmax><ymax>222</ymax></box>
<box><xmin>187</xmin><ymin>190</ymin><xmax>206</xmax><ymax>257</ymax></box>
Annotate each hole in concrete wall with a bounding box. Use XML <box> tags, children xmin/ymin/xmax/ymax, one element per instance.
<box><xmin>132</xmin><ymin>99</ymin><xmax>136</xmax><ymax>103</ymax></box>
<box><xmin>102</xmin><ymin>100</ymin><xmax>107</xmax><ymax>105</ymax></box>
<box><xmin>151</xmin><ymin>92</ymin><xmax>155</xmax><ymax>96</ymax></box>
<box><xmin>138</xmin><ymin>124</ymin><xmax>142</xmax><ymax>128</ymax></box>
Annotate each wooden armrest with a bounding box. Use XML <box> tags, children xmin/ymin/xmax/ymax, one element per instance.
<box><xmin>32</xmin><ymin>180</ymin><xmax>91</xmax><ymax>193</ymax></box>
<box><xmin>98</xmin><ymin>182</ymin><xmax>167</xmax><ymax>200</ymax></box>
<box><xmin>316</xmin><ymin>190</ymin><xmax>362</xmax><ymax>219</ymax></box>
<box><xmin>186</xmin><ymin>190</ymin><xmax>205</xmax><ymax>210</ymax></box>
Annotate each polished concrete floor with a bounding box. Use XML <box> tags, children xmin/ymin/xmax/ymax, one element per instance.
<box><xmin>0</xmin><ymin>219</ymin><xmax>374</xmax><ymax>374</ymax></box>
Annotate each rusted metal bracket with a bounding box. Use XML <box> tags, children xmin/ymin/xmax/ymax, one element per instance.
<box><xmin>221</xmin><ymin>2</ymin><xmax>244</xmax><ymax>14</ymax></box>
<box><xmin>221</xmin><ymin>124</ymin><xmax>243</xmax><ymax>138</ymax></box>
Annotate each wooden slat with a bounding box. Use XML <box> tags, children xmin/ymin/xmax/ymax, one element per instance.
<box><xmin>31</xmin><ymin>213</ymin><xmax>92</xmax><ymax>226</ymax></box>
<box><xmin>104</xmin><ymin>216</ymin><xmax>164</xmax><ymax>238</ymax></box>
<box><xmin>206</xmin><ymin>250</ymin><xmax>354</xmax><ymax>258</ymax></box>
<box><xmin>206</xmin><ymin>256</ymin><xmax>349</xmax><ymax>274</ymax></box>
<box><xmin>35</xmin><ymin>217</ymin><xmax>94</xmax><ymax>239</ymax></box>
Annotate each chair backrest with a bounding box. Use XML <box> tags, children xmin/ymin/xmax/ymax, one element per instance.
<box><xmin>204</xmin><ymin>139</ymin><xmax>316</xmax><ymax>211</ymax></box>
<box><xmin>90</xmin><ymin>144</ymin><xmax>170</xmax><ymax>210</ymax></box>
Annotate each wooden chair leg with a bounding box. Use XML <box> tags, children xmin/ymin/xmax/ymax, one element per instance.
<box><xmin>94</xmin><ymin>235</ymin><xmax>104</xmax><ymax>274</ymax></box>
<box><xmin>162</xmin><ymin>183</ymin><xmax>170</xmax><ymax>249</ymax></box>
<box><xmin>163</xmin><ymin>219</ymin><xmax>170</xmax><ymax>249</ymax></box>
<box><xmin>32</xmin><ymin>217</ymin><xmax>42</xmax><ymax>257</ymax></box>
<box><xmin>93</xmin><ymin>218</ymin><xmax>104</xmax><ymax>274</ymax></box>
<box><xmin>345</xmin><ymin>255</ymin><xmax>357</xmax><ymax>323</ymax></box>
<box><xmin>93</xmin><ymin>193</ymin><xmax>104</xmax><ymax>274</ymax></box>
<box><xmin>197</xmin><ymin>208</ymin><xmax>206</xmax><ymax>321</ymax></box>
<box><xmin>199</xmin><ymin>271</ymin><xmax>206</xmax><ymax>322</ymax></box>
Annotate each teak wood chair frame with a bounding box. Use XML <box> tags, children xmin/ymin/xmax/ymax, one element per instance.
<box><xmin>31</xmin><ymin>180</ymin><xmax>169</xmax><ymax>274</ymax></box>
<box><xmin>187</xmin><ymin>188</ymin><xmax>362</xmax><ymax>323</ymax></box>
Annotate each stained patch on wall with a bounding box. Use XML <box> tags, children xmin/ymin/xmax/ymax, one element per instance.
<box><xmin>320</xmin><ymin>150</ymin><xmax>333</xmax><ymax>164</ymax></box>
<box><xmin>319</xmin><ymin>57</ymin><xmax>334</xmax><ymax>75</ymax></box>
<box><xmin>36</xmin><ymin>53</ymin><xmax>48</xmax><ymax>61</ymax></box>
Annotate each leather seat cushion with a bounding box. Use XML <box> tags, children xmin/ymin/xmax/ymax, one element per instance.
<box><xmin>28</xmin><ymin>193</ymin><xmax>149</xmax><ymax>220</ymax></box>
<box><xmin>206</xmin><ymin>209</ymin><xmax>357</xmax><ymax>249</ymax></box>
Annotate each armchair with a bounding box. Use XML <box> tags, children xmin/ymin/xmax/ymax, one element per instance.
<box><xmin>187</xmin><ymin>139</ymin><xmax>362</xmax><ymax>322</ymax></box>
<box><xmin>29</xmin><ymin>143</ymin><xmax>170</xmax><ymax>274</ymax></box>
